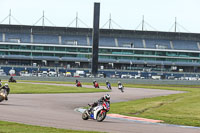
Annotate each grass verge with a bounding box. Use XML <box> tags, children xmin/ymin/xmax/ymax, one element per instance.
<box><xmin>8</xmin><ymin>83</ymin><xmax>108</xmax><ymax>94</ymax></box>
<box><xmin>109</xmin><ymin>84</ymin><xmax>200</xmax><ymax>127</ymax></box>
<box><xmin>0</xmin><ymin>120</ymin><xmax>102</xmax><ymax>133</ymax></box>
<box><xmin>3</xmin><ymin>79</ymin><xmax>95</xmax><ymax>85</ymax></box>
<box><xmin>14</xmin><ymin>80</ymin><xmax>114</xmax><ymax>86</ymax></box>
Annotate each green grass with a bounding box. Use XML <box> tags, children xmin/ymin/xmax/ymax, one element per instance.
<box><xmin>8</xmin><ymin>83</ymin><xmax>108</xmax><ymax>94</ymax></box>
<box><xmin>16</xmin><ymin>80</ymin><xmax>114</xmax><ymax>86</ymax></box>
<box><xmin>0</xmin><ymin>120</ymin><xmax>102</xmax><ymax>133</ymax></box>
<box><xmin>10</xmin><ymin>80</ymin><xmax>109</xmax><ymax>87</ymax></box>
<box><xmin>109</xmin><ymin>84</ymin><xmax>200</xmax><ymax>127</ymax></box>
<box><xmin>17</xmin><ymin>80</ymin><xmax>76</xmax><ymax>84</ymax></box>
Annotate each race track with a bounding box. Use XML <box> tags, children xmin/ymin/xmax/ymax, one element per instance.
<box><xmin>0</xmin><ymin>83</ymin><xmax>199</xmax><ymax>133</ymax></box>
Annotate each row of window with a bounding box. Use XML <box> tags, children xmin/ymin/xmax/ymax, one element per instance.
<box><xmin>0</xmin><ymin>44</ymin><xmax>199</xmax><ymax>58</ymax></box>
<box><xmin>99</xmin><ymin>56</ymin><xmax>199</xmax><ymax>63</ymax></box>
<box><xmin>0</xmin><ymin>51</ymin><xmax>199</xmax><ymax>63</ymax></box>
<box><xmin>0</xmin><ymin>45</ymin><xmax>91</xmax><ymax>52</ymax></box>
<box><xmin>0</xmin><ymin>44</ymin><xmax>200</xmax><ymax>62</ymax></box>
<box><xmin>0</xmin><ymin>51</ymin><xmax>90</xmax><ymax>58</ymax></box>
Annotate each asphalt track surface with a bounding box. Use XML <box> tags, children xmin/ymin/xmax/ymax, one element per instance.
<box><xmin>0</xmin><ymin>83</ymin><xmax>199</xmax><ymax>133</ymax></box>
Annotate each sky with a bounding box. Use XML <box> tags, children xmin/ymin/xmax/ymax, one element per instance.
<box><xmin>1</xmin><ymin>0</ymin><xmax>200</xmax><ymax>33</ymax></box>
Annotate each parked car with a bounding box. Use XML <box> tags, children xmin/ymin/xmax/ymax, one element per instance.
<box><xmin>20</xmin><ymin>71</ymin><xmax>32</xmax><ymax>76</ymax></box>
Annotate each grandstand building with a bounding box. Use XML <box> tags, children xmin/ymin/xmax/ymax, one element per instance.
<box><xmin>0</xmin><ymin>24</ymin><xmax>200</xmax><ymax>73</ymax></box>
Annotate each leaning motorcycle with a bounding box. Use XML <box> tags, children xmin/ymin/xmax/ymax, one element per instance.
<box><xmin>107</xmin><ymin>84</ymin><xmax>112</xmax><ymax>90</ymax></box>
<box><xmin>82</xmin><ymin>101</ymin><xmax>110</xmax><ymax>122</ymax></box>
<box><xmin>9</xmin><ymin>79</ymin><xmax>17</xmax><ymax>83</ymax></box>
<box><xmin>0</xmin><ymin>90</ymin><xmax>7</xmax><ymax>102</ymax></box>
<box><xmin>94</xmin><ymin>82</ymin><xmax>99</xmax><ymax>88</ymax></box>
<box><xmin>76</xmin><ymin>82</ymin><xmax>82</xmax><ymax>87</ymax></box>
<box><xmin>118</xmin><ymin>85</ymin><xmax>124</xmax><ymax>92</ymax></box>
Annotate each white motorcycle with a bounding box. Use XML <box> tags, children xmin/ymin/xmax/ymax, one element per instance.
<box><xmin>82</xmin><ymin>101</ymin><xmax>110</xmax><ymax>122</ymax></box>
<box><xmin>118</xmin><ymin>84</ymin><xmax>124</xmax><ymax>92</ymax></box>
<box><xmin>0</xmin><ymin>89</ymin><xmax>7</xmax><ymax>102</ymax></box>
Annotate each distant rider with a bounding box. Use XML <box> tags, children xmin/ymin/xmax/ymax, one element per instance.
<box><xmin>106</xmin><ymin>80</ymin><xmax>111</xmax><ymax>90</ymax></box>
<box><xmin>9</xmin><ymin>76</ymin><xmax>16</xmax><ymax>82</ymax></box>
<box><xmin>88</xmin><ymin>94</ymin><xmax>110</xmax><ymax>114</ymax></box>
<box><xmin>106</xmin><ymin>80</ymin><xmax>110</xmax><ymax>86</ymax></box>
<box><xmin>93</xmin><ymin>80</ymin><xmax>99</xmax><ymax>88</ymax></box>
<box><xmin>118</xmin><ymin>81</ymin><xmax>123</xmax><ymax>87</ymax></box>
<box><xmin>0</xmin><ymin>83</ymin><xmax>10</xmax><ymax>100</ymax></box>
<box><xmin>9</xmin><ymin>76</ymin><xmax>13</xmax><ymax>82</ymax></box>
<box><xmin>118</xmin><ymin>81</ymin><xmax>124</xmax><ymax>92</ymax></box>
<box><xmin>76</xmin><ymin>79</ymin><xmax>82</xmax><ymax>87</ymax></box>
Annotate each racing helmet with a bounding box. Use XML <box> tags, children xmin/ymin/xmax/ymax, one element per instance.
<box><xmin>118</xmin><ymin>81</ymin><xmax>121</xmax><ymax>84</ymax></box>
<box><xmin>5</xmin><ymin>83</ymin><xmax>8</xmax><ymax>87</ymax></box>
<box><xmin>104</xmin><ymin>94</ymin><xmax>110</xmax><ymax>101</ymax></box>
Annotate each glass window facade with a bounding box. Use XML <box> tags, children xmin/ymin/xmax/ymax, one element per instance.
<box><xmin>0</xmin><ymin>43</ymin><xmax>199</xmax><ymax>65</ymax></box>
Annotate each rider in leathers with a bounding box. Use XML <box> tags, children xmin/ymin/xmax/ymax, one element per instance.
<box><xmin>0</xmin><ymin>83</ymin><xmax>10</xmax><ymax>100</ymax></box>
<box><xmin>88</xmin><ymin>94</ymin><xmax>110</xmax><ymax>114</ymax></box>
<box><xmin>118</xmin><ymin>81</ymin><xmax>124</xmax><ymax>92</ymax></box>
<box><xmin>106</xmin><ymin>80</ymin><xmax>111</xmax><ymax>90</ymax></box>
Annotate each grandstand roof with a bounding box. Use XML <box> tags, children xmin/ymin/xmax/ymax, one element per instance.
<box><xmin>0</xmin><ymin>24</ymin><xmax>200</xmax><ymax>41</ymax></box>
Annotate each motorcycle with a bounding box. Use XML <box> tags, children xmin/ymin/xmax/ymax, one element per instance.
<box><xmin>76</xmin><ymin>82</ymin><xmax>82</xmax><ymax>87</ymax></box>
<box><xmin>107</xmin><ymin>83</ymin><xmax>112</xmax><ymax>90</ymax></box>
<box><xmin>82</xmin><ymin>101</ymin><xmax>110</xmax><ymax>122</ymax></box>
<box><xmin>94</xmin><ymin>82</ymin><xmax>99</xmax><ymax>88</ymax></box>
<box><xmin>118</xmin><ymin>84</ymin><xmax>124</xmax><ymax>92</ymax></box>
<box><xmin>0</xmin><ymin>90</ymin><xmax>7</xmax><ymax>102</ymax></box>
<box><xmin>9</xmin><ymin>79</ymin><xmax>17</xmax><ymax>83</ymax></box>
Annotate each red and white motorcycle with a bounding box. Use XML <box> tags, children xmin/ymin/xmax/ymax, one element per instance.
<box><xmin>82</xmin><ymin>101</ymin><xmax>110</xmax><ymax>122</ymax></box>
<box><xmin>94</xmin><ymin>82</ymin><xmax>99</xmax><ymax>88</ymax></box>
<box><xmin>76</xmin><ymin>81</ymin><xmax>82</xmax><ymax>87</ymax></box>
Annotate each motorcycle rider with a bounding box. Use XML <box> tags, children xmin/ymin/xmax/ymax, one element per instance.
<box><xmin>9</xmin><ymin>76</ymin><xmax>16</xmax><ymax>82</ymax></box>
<box><xmin>106</xmin><ymin>80</ymin><xmax>111</xmax><ymax>90</ymax></box>
<box><xmin>0</xmin><ymin>83</ymin><xmax>10</xmax><ymax>100</ymax></box>
<box><xmin>87</xmin><ymin>94</ymin><xmax>110</xmax><ymax>114</ymax></box>
<box><xmin>105</xmin><ymin>80</ymin><xmax>109</xmax><ymax>86</ymax></box>
<box><xmin>9</xmin><ymin>76</ymin><xmax>13</xmax><ymax>82</ymax></box>
<box><xmin>76</xmin><ymin>79</ymin><xmax>82</xmax><ymax>87</ymax></box>
<box><xmin>118</xmin><ymin>81</ymin><xmax>124</xmax><ymax>92</ymax></box>
<box><xmin>93</xmin><ymin>80</ymin><xmax>99</xmax><ymax>88</ymax></box>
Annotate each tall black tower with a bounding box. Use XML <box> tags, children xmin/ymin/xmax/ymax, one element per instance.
<box><xmin>92</xmin><ymin>3</ymin><xmax>100</xmax><ymax>76</ymax></box>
